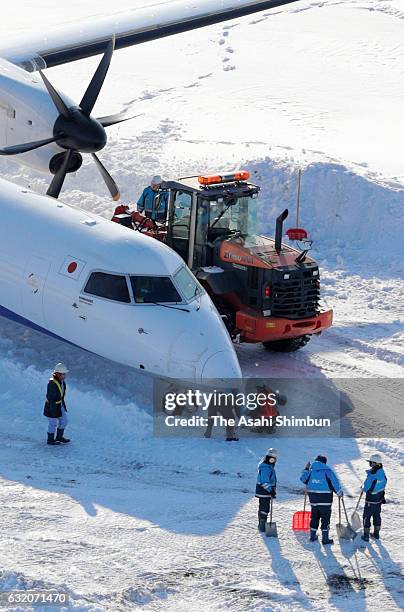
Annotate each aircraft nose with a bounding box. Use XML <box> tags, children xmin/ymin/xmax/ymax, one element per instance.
<box><xmin>201</xmin><ymin>350</ymin><xmax>242</xmax><ymax>379</ymax></box>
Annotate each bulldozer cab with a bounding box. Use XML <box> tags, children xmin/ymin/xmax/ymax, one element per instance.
<box><xmin>155</xmin><ymin>172</ymin><xmax>332</xmax><ymax>350</ymax></box>
<box><xmin>163</xmin><ymin>172</ymin><xmax>260</xmax><ymax>270</ymax></box>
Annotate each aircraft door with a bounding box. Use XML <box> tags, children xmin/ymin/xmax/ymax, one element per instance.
<box><xmin>21</xmin><ymin>256</ymin><xmax>51</xmax><ymax>328</ymax></box>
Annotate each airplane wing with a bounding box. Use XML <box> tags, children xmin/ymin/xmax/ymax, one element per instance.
<box><xmin>0</xmin><ymin>0</ymin><xmax>301</xmax><ymax>71</ymax></box>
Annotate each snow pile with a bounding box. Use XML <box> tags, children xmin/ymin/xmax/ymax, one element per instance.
<box><xmin>249</xmin><ymin>158</ymin><xmax>404</xmax><ymax>271</ymax></box>
<box><xmin>1</xmin><ymin>0</ymin><xmax>403</xmax><ymax>273</ymax></box>
<box><xmin>2</xmin><ymin>146</ymin><xmax>403</xmax><ymax>273</ymax></box>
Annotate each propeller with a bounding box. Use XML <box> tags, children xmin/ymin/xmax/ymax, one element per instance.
<box><xmin>0</xmin><ymin>136</ymin><xmax>61</xmax><ymax>156</ymax></box>
<box><xmin>0</xmin><ymin>36</ymin><xmax>135</xmax><ymax>200</ymax></box>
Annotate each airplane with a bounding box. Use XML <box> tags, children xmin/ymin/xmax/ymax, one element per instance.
<box><xmin>0</xmin><ymin>0</ymin><xmax>300</xmax><ymax>381</ymax></box>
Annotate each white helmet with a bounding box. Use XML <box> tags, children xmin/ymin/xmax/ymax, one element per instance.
<box><xmin>53</xmin><ymin>362</ymin><xmax>69</xmax><ymax>374</ymax></box>
<box><xmin>266</xmin><ymin>448</ymin><xmax>278</xmax><ymax>459</ymax></box>
<box><xmin>369</xmin><ymin>453</ymin><xmax>382</xmax><ymax>464</ymax></box>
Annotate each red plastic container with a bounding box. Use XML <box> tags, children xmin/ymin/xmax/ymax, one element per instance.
<box><xmin>292</xmin><ymin>510</ymin><xmax>311</xmax><ymax>531</ymax></box>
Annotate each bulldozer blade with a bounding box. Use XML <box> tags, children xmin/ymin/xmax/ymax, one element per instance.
<box><xmin>265</xmin><ymin>521</ymin><xmax>278</xmax><ymax>537</ymax></box>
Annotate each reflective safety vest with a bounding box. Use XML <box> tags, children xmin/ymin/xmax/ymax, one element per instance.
<box><xmin>51</xmin><ymin>378</ymin><xmax>65</xmax><ymax>405</ymax></box>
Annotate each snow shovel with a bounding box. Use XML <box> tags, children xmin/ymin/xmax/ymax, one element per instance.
<box><xmin>336</xmin><ymin>497</ymin><xmax>357</xmax><ymax>540</ymax></box>
<box><xmin>350</xmin><ymin>491</ymin><xmax>363</xmax><ymax>532</ymax></box>
<box><xmin>292</xmin><ymin>490</ymin><xmax>311</xmax><ymax>531</ymax></box>
<box><xmin>265</xmin><ymin>498</ymin><xmax>278</xmax><ymax>537</ymax></box>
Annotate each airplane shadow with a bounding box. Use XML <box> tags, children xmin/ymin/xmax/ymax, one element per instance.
<box><xmin>0</xmin><ymin>316</ymin><xmax>367</xmax><ymax>537</ymax></box>
<box><xmin>0</xmin><ymin>432</ymin><xmax>365</xmax><ymax>538</ymax></box>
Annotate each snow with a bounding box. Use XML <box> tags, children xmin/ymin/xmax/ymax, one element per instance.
<box><xmin>1</xmin><ymin>353</ymin><xmax>403</xmax><ymax>610</ymax></box>
<box><xmin>0</xmin><ymin>0</ymin><xmax>403</xmax><ymax>610</ymax></box>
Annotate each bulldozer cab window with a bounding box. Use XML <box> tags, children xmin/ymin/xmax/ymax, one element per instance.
<box><xmin>169</xmin><ymin>190</ymin><xmax>193</xmax><ymax>262</ymax></box>
<box><xmin>195</xmin><ymin>199</ymin><xmax>209</xmax><ymax>243</ymax></box>
<box><xmin>172</xmin><ymin>191</ymin><xmax>192</xmax><ymax>229</ymax></box>
<box><xmin>206</xmin><ymin>196</ymin><xmax>258</xmax><ymax>241</ymax></box>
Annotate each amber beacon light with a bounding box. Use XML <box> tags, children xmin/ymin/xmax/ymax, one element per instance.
<box><xmin>198</xmin><ymin>170</ymin><xmax>250</xmax><ymax>185</ymax></box>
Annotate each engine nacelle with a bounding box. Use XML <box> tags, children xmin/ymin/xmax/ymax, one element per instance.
<box><xmin>49</xmin><ymin>151</ymin><xmax>83</xmax><ymax>175</ymax></box>
<box><xmin>0</xmin><ymin>57</ymin><xmax>74</xmax><ymax>174</ymax></box>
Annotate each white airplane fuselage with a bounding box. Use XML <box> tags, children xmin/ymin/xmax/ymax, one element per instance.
<box><xmin>0</xmin><ymin>57</ymin><xmax>67</xmax><ymax>172</ymax></box>
<box><xmin>0</xmin><ymin>1</ymin><xmax>284</xmax><ymax>380</ymax></box>
<box><xmin>0</xmin><ymin>177</ymin><xmax>241</xmax><ymax>380</ymax></box>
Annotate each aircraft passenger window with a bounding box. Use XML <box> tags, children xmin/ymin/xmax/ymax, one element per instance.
<box><xmin>84</xmin><ymin>272</ymin><xmax>130</xmax><ymax>303</ymax></box>
<box><xmin>130</xmin><ymin>276</ymin><xmax>181</xmax><ymax>303</ymax></box>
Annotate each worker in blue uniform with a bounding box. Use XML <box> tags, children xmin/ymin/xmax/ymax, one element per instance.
<box><xmin>300</xmin><ymin>455</ymin><xmax>343</xmax><ymax>545</ymax></box>
<box><xmin>361</xmin><ymin>452</ymin><xmax>387</xmax><ymax>542</ymax></box>
<box><xmin>255</xmin><ymin>448</ymin><xmax>277</xmax><ymax>532</ymax></box>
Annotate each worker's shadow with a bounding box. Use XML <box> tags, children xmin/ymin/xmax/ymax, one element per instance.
<box><xmin>262</xmin><ymin>535</ymin><xmax>312</xmax><ymax>610</ymax></box>
<box><xmin>296</xmin><ymin>534</ymin><xmax>367</xmax><ymax>612</ymax></box>
<box><xmin>366</xmin><ymin>540</ymin><xmax>403</xmax><ymax>610</ymax></box>
<box><xmin>339</xmin><ymin>528</ymin><xmax>403</xmax><ymax>610</ymax></box>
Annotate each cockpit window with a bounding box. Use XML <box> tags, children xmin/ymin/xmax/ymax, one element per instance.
<box><xmin>130</xmin><ymin>276</ymin><xmax>181</xmax><ymax>303</ymax></box>
<box><xmin>174</xmin><ymin>266</ymin><xmax>203</xmax><ymax>302</ymax></box>
<box><xmin>84</xmin><ymin>272</ymin><xmax>130</xmax><ymax>303</ymax></box>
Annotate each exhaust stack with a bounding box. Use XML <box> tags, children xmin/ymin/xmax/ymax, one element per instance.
<box><xmin>275</xmin><ymin>208</ymin><xmax>289</xmax><ymax>253</ymax></box>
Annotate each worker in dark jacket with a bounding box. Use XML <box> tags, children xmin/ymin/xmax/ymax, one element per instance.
<box><xmin>361</xmin><ymin>453</ymin><xmax>387</xmax><ymax>542</ymax></box>
<box><xmin>300</xmin><ymin>455</ymin><xmax>343</xmax><ymax>545</ymax></box>
<box><xmin>255</xmin><ymin>448</ymin><xmax>277</xmax><ymax>532</ymax></box>
<box><xmin>137</xmin><ymin>175</ymin><xmax>168</xmax><ymax>220</ymax></box>
<box><xmin>43</xmin><ymin>363</ymin><xmax>70</xmax><ymax>446</ymax></box>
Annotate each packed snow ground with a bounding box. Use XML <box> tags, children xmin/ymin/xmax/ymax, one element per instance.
<box><xmin>0</xmin><ymin>0</ymin><xmax>404</xmax><ymax>610</ymax></box>
<box><xmin>0</xmin><ymin>354</ymin><xmax>403</xmax><ymax>611</ymax></box>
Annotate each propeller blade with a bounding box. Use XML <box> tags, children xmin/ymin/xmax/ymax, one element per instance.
<box><xmin>0</xmin><ymin>136</ymin><xmax>59</xmax><ymax>156</ymax></box>
<box><xmin>47</xmin><ymin>149</ymin><xmax>74</xmax><ymax>199</ymax></box>
<box><xmin>39</xmin><ymin>70</ymin><xmax>71</xmax><ymax>119</ymax></box>
<box><xmin>96</xmin><ymin>112</ymin><xmax>140</xmax><ymax>128</ymax></box>
<box><xmin>91</xmin><ymin>153</ymin><xmax>120</xmax><ymax>201</ymax></box>
<box><xmin>80</xmin><ymin>36</ymin><xmax>115</xmax><ymax>116</ymax></box>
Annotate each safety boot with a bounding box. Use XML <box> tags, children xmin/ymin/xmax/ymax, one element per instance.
<box><xmin>322</xmin><ymin>530</ymin><xmax>334</xmax><ymax>545</ymax></box>
<box><xmin>56</xmin><ymin>428</ymin><xmax>70</xmax><ymax>443</ymax></box>
<box><xmin>310</xmin><ymin>529</ymin><xmax>318</xmax><ymax>542</ymax></box>
<box><xmin>361</xmin><ymin>528</ymin><xmax>370</xmax><ymax>542</ymax></box>
<box><xmin>371</xmin><ymin>526</ymin><xmax>380</xmax><ymax>540</ymax></box>
<box><xmin>258</xmin><ymin>513</ymin><xmax>266</xmax><ymax>533</ymax></box>
<box><xmin>47</xmin><ymin>433</ymin><xmax>60</xmax><ymax>445</ymax></box>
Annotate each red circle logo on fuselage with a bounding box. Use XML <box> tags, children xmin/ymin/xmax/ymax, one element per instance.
<box><xmin>67</xmin><ymin>262</ymin><xmax>78</xmax><ymax>274</ymax></box>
